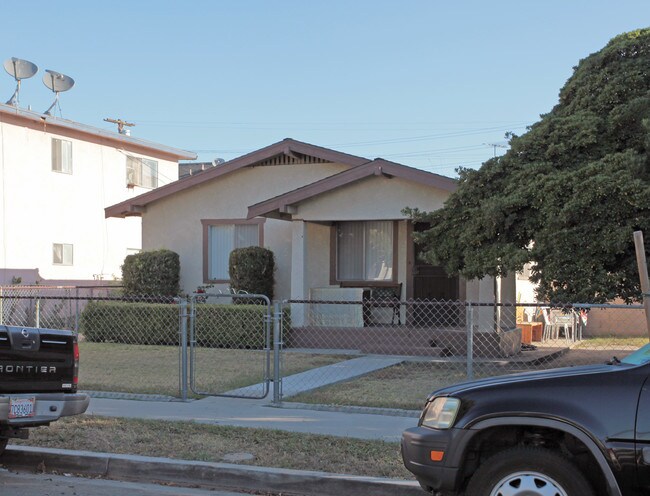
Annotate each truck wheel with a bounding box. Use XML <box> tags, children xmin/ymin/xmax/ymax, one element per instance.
<box><xmin>465</xmin><ymin>446</ymin><xmax>595</xmax><ymax>496</ymax></box>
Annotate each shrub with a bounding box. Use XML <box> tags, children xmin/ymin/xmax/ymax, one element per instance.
<box><xmin>122</xmin><ymin>249</ymin><xmax>180</xmax><ymax>296</ymax></box>
<box><xmin>229</xmin><ymin>247</ymin><xmax>275</xmax><ymax>299</ymax></box>
<box><xmin>79</xmin><ymin>301</ymin><xmax>288</xmax><ymax>349</ymax></box>
<box><xmin>80</xmin><ymin>301</ymin><xmax>178</xmax><ymax>345</ymax></box>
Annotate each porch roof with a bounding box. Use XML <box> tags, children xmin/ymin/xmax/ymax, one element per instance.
<box><xmin>105</xmin><ymin>138</ymin><xmax>370</xmax><ymax>218</ymax></box>
<box><xmin>247</xmin><ymin>158</ymin><xmax>458</xmax><ymax>220</ymax></box>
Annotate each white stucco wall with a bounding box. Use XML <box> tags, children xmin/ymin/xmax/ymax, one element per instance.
<box><xmin>141</xmin><ymin>162</ymin><xmax>350</xmax><ymax>297</ymax></box>
<box><xmin>294</xmin><ymin>175</ymin><xmax>448</xmax><ymax>221</ymax></box>
<box><xmin>0</xmin><ymin>120</ymin><xmax>178</xmax><ymax>282</ymax></box>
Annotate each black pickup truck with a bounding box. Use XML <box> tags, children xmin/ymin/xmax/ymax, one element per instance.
<box><xmin>402</xmin><ymin>343</ymin><xmax>650</xmax><ymax>496</ymax></box>
<box><xmin>0</xmin><ymin>325</ymin><xmax>89</xmax><ymax>454</ymax></box>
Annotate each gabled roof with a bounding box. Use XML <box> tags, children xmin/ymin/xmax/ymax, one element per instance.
<box><xmin>0</xmin><ymin>103</ymin><xmax>196</xmax><ymax>161</ymax></box>
<box><xmin>105</xmin><ymin>138</ymin><xmax>370</xmax><ymax>218</ymax></box>
<box><xmin>247</xmin><ymin>158</ymin><xmax>458</xmax><ymax>220</ymax></box>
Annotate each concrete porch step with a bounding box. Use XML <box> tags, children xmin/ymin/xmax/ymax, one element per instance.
<box><xmin>360</xmin><ymin>344</ymin><xmax>442</xmax><ymax>356</ymax></box>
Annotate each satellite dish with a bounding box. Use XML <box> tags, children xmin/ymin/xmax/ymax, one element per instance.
<box><xmin>3</xmin><ymin>57</ymin><xmax>38</xmax><ymax>106</ymax></box>
<box><xmin>42</xmin><ymin>69</ymin><xmax>75</xmax><ymax>116</ymax></box>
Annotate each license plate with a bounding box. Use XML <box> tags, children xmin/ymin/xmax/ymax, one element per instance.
<box><xmin>9</xmin><ymin>397</ymin><xmax>35</xmax><ymax>419</ymax></box>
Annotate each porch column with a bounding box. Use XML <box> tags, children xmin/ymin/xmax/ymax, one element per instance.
<box><xmin>466</xmin><ymin>277</ymin><xmax>497</xmax><ymax>331</ymax></box>
<box><xmin>496</xmin><ymin>273</ymin><xmax>517</xmax><ymax>331</ymax></box>
<box><xmin>290</xmin><ymin>220</ymin><xmax>307</xmax><ymax>327</ymax></box>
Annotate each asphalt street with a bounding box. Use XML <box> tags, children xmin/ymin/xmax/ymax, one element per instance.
<box><xmin>0</xmin><ymin>468</ymin><xmax>279</xmax><ymax>496</ymax></box>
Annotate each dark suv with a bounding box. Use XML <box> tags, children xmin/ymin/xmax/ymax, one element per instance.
<box><xmin>401</xmin><ymin>344</ymin><xmax>650</xmax><ymax>496</ymax></box>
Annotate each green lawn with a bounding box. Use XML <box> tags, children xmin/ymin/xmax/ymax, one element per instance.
<box><xmin>289</xmin><ymin>338</ymin><xmax>649</xmax><ymax>410</ymax></box>
<box><xmin>78</xmin><ymin>342</ymin><xmax>346</xmax><ymax>397</ymax></box>
<box><xmin>290</xmin><ymin>361</ymin><xmax>484</xmax><ymax>410</ymax></box>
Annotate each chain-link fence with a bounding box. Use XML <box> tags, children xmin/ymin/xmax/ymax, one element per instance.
<box><xmin>0</xmin><ymin>285</ymin><xmax>184</xmax><ymax>399</ymax></box>
<box><xmin>279</xmin><ymin>297</ymin><xmax>648</xmax><ymax>412</ymax></box>
<box><xmin>0</xmin><ymin>286</ymin><xmax>647</xmax><ymax>411</ymax></box>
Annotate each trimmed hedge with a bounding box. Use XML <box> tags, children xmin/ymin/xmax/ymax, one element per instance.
<box><xmin>80</xmin><ymin>301</ymin><xmax>178</xmax><ymax>345</ymax></box>
<box><xmin>122</xmin><ymin>249</ymin><xmax>180</xmax><ymax>296</ymax></box>
<box><xmin>80</xmin><ymin>301</ymin><xmax>285</xmax><ymax>349</ymax></box>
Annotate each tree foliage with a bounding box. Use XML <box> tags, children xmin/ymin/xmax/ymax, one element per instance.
<box><xmin>408</xmin><ymin>28</ymin><xmax>650</xmax><ymax>303</ymax></box>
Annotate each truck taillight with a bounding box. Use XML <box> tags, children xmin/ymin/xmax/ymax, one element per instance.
<box><xmin>73</xmin><ymin>341</ymin><xmax>80</xmax><ymax>387</ymax></box>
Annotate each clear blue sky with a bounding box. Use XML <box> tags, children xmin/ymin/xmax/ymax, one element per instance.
<box><xmin>1</xmin><ymin>1</ymin><xmax>648</xmax><ymax>177</ymax></box>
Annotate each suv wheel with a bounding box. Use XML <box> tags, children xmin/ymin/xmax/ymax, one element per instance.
<box><xmin>465</xmin><ymin>446</ymin><xmax>595</xmax><ymax>496</ymax></box>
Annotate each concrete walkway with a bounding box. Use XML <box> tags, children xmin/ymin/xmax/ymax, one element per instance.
<box><xmin>226</xmin><ymin>355</ymin><xmax>405</xmax><ymax>398</ymax></box>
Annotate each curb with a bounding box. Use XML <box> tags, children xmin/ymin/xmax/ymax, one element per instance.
<box><xmin>0</xmin><ymin>446</ymin><xmax>423</xmax><ymax>496</ymax></box>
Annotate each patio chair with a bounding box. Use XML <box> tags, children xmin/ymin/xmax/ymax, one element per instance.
<box><xmin>541</xmin><ymin>308</ymin><xmax>556</xmax><ymax>341</ymax></box>
<box><xmin>542</xmin><ymin>308</ymin><xmax>576</xmax><ymax>343</ymax></box>
<box><xmin>553</xmin><ymin>311</ymin><xmax>575</xmax><ymax>343</ymax></box>
<box><xmin>364</xmin><ymin>283</ymin><xmax>402</xmax><ymax>325</ymax></box>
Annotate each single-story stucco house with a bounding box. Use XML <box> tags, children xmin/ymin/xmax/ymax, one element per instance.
<box><xmin>105</xmin><ymin>138</ymin><xmax>516</xmax><ymax>329</ymax></box>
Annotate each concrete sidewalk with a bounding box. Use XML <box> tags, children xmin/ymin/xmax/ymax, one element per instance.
<box><xmin>87</xmin><ymin>395</ymin><xmax>417</xmax><ymax>442</ymax></box>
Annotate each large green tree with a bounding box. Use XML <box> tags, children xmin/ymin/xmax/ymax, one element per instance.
<box><xmin>409</xmin><ymin>28</ymin><xmax>650</xmax><ymax>303</ymax></box>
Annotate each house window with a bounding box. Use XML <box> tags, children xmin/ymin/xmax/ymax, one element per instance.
<box><xmin>52</xmin><ymin>138</ymin><xmax>72</xmax><ymax>174</ymax></box>
<box><xmin>53</xmin><ymin>243</ymin><xmax>73</xmax><ymax>265</ymax></box>
<box><xmin>126</xmin><ymin>156</ymin><xmax>158</xmax><ymax>188</ymax></box>
<box><xmin>203</xmin><ymin>220</ymin><xmax>263</xmax><ymax>282</ymax></box>
<box><xmin>336</xmin><ymin>221</ymin><xmax>394</xmax><ymax>282</ymax></box>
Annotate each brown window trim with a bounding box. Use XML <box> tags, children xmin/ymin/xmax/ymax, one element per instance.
<box><xmin>329</xmin><ymin>220</ymin><xmax>398</xmax><ymax>287</ymax></box>
<box><xmin>202</xmin><ymin>218</ymin><xmax>265</xmax><ymax>284</ymax></box>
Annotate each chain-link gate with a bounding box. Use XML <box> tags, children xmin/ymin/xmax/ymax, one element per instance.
<box><xmin>188</xmin><ymin>293</ymin><xmax>272</xmax><ymax>399</ymax></box>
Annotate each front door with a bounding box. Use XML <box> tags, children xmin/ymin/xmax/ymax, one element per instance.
<box><xmin>411</xmin><ymin>223</ymin><xmax>460</xmax><ymax>327</ymax></box>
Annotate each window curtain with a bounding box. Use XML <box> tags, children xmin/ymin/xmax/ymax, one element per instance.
<box><xmin>142</xmin><ymin>159</ymin><xmax>158</xmax><ymax>188</ymax></box>
<box><xmin>60</xmin><ymin>140</ymin><xmax>72</xmax><ymax>173</ymax></box>
<box><xmin>337</xmin><ymin>221</ymin><xmax>393</xmax><ymax>281</ymax></box>
<box><xmin>52</xmin><ymin>139</ymin><xmax>72</xmax><ymax>173</ymax></box>
<box><xmin>209</xmin><ymin>224</ymin><xmax>259</xmax><ymax>280</ymax></box>
<box><xmin>365</xmin><ymin>221</ymin><xmax>393</xmax><ymax>280</ymax></box>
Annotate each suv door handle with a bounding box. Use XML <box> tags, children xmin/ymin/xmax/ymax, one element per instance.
<box><xmin>642</xmin><ymin>447</ymin><xmax>650</xmax><ymax>464</ymax></box>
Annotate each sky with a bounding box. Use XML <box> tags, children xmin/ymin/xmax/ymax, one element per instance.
<box><xmin>0</xmin><ymin>0</ymin><xmax>648</xmax><ymax>178</ymax></box>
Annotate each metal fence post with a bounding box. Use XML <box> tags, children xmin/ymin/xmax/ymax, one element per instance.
<box><xmin>273</xmin><ymin>301</ymin><xmax>282</xmax><ymax>404</ymax></box>
<box><xmin>466</xmin><ymin>302</ymin><xmax>474</xmax><ymax>381</ymax></box>
<box><xmin>179</xmin><ymin>297</ymin><xmax>189</xmax><ymax>401</ymax></box>
<box><xmin>74</xmin><ymin>288</ymin><xmax>79</xmax><ymax>333</ymax></box>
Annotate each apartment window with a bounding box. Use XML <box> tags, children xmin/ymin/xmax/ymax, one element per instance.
<box><xmin>126</xmin><ymin>156</ymin><xmax>158</xmax><ymax>188</ymax></box>
<box><xmin>203</xmin><ymin>220</ymin><xmax>263</xmax><ymax>282</ymax></box>
<box><xmin>52</xmin><ymin>138</ymin><xmax>72</xmax><ymax>174</ymax></box>
<box><xmin>53</xmin><ymin>243</ymin><xmax>73</xmax><ymax>265</ymax></box>
<box><xmin>336</xmin><ymin>221</ymin><xmax>395</xmax><ymax>282</ymax></box>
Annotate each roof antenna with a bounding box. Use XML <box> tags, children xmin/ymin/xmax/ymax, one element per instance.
<box><xmin>3</xmin><ymin>57</ymin><xmax>38</xmax><ymax>106</ymax></box>
<box><xmin>42</xmin><ymin>69</ymin><xmax>75</xmax><ymax>116</ymax></box>
<box><xmin>104</xmin><ymin>117</ymin><xmax>135</xmax><ymax>135</ymax></box>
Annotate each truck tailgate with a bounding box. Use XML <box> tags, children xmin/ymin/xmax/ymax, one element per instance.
<box><xmin>0</xmin><ymin>326</ymin><xmax>77</xmax><ymax>394</ymax></box>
